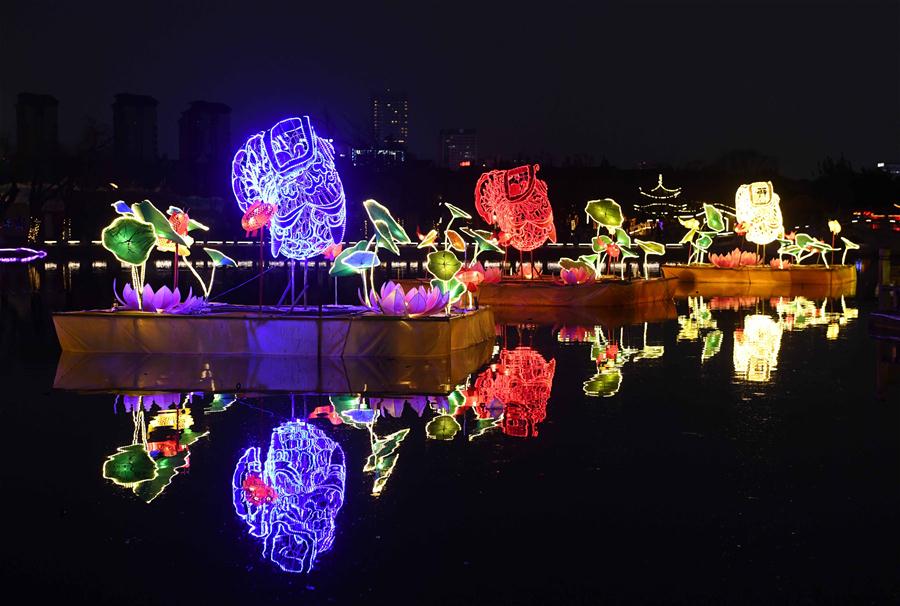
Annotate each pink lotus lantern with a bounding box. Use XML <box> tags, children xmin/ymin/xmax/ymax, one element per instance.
<box><xmin>365</xmin><ymin>281</ymin><xmax>450</xmax><ymax>317</ymax></box>
<box><xmin>710</xmin><ymin>248</ymin><xmax>760</xmax><ymax>268</ymax></box>
<box><xmin>559</xmin><ymin>265</ymin><xmax>593</xmax><ymax>285</ymax></box>
<box><xmin>456</xmin><ymin>261</ymin><xmax>486</xmax><ymax>293</ymax></box>
<box><xmin>483</xmin><ymin>266</ymin><xmax>502</xmax><ymax>284</ymax></box>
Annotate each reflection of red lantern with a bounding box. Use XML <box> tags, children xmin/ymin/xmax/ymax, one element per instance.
<box><xmin>475</xmin><ymin>164</ymin><xmax>556</xmax><ymax>252</ymax></box>
<box><xmin>472</xmin><ymin>347</ymin><xmax>555</xmax><ymax>438</ymax></box>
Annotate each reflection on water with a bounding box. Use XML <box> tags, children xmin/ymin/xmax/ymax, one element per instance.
<box><xmin>233</xmin><ymin>421</ymin><xmax>346</xmax><ymax>573</ymax></box>
<box><xmin>734</xmin><ymin>314</ymin><xmax>783</xmax><ymax>382</ymax></box>
<box><xmin>470</xmin><ymin>346</ymin><xmax>555</xmax><ymax>438</ymax></box>
<box><xmin>102</xmin><ymin>393</ymin><xmax>208</xmax><ymax>503</ymax></box>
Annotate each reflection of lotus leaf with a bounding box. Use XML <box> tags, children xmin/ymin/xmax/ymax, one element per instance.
<box><xmin>426</xmin><ymin>415</ymin><xmax>461</xmax><ymax>440</ymax></box>
<box><xmin>101</xmin><ymin>217</ymin><xmax>157</xmax><ymax>266</ymax></box>
<box><xmin>585</xmin><ymin>198</ymin><xmax>623</xmax><ymax>230</ymax></box>
<box><xmin>427</xmin><ymin>250</ymin><xmax>462</xmax><ymax>281</ymax></box>
<box><xmin>702</xmin><ymin>330</ymin><xmax>723</xmax><ymax>361</ymax></box>
<box><xmin>583</xmin><ymin>369</ymin><xmax>622</xmax><ymax>397</ymax></box>
<box><xmin>103</xmin><ymin>444</ymin><xmax>157</xmax><ymax>486</ymax></box>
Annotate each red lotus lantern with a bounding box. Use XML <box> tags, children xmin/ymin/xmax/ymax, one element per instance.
<box><xmin>475</xmin><ymin>164</ymin><xmax>556</xmax><ymax>252</ymax></box>
<box><xmin>168</xmin><ymin>211</ymin><xmax>190</xmax><ymax>236</ymax></box>
<box><xmin>241</xmin><ymin>200</ymin><xmax>275</xmax><ymax>236</ymax></box>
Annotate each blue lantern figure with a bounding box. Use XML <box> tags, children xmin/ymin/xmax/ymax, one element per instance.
<box><xmin>232</xmin><ymin>421</ymin><xmax>346</xmax><ymax>573</ymax></box>
<box><xmin>232</xmin><ymin>116</ymin><xmax>346</xmax><ymax>260</ymax></box>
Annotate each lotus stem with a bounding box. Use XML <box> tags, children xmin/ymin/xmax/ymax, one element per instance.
<box><xmin>131</xmin><ymin>265</ymin><xmax>142</xmax><ymax>310</ymax></box>
<box><xmin>208</xmin><ymin>265</ymin><xmax>217</xmax><ymax>296</ymax></box>
<box><xmin>643</xmin><ymin>253</ymin><xmax>649</xmax><ymax>280</ymax></box>
<box><xmin>183</xmin><ymin>258</ymin><xmax>210</xmax><ymax>298</ymax></box>
<box><xmin>841</xmin><ymin>249</ymin><xmax>848</xmax><ymax>265</ymax></box>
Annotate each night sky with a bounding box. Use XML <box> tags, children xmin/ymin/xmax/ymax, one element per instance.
<box><xmin>3</xmin><ymin>0</ymin><xmax>898</xmax><ymax>176</ymax></box>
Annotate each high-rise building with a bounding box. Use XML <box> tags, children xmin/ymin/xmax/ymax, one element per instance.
<box><xmin>178</xmin><ymin>101</ymin><xmax>231</xmax><ymax>194</ymax></box>
<box><xmin>179</xmin><ymin>101</ymin><xmax>231</xmax><ymax>165</ymax></box>
<box><xmin>440</xmin><ymin>128</ymin><xmax>478</xmax><ymax>169</ymax></box>
<box><xmin>16</xmin><ymin>93</ymin><xmax>59</xmax><ymax>167</ymax></box>
<box><xmin>113</xmin><ymin>93</ymin><xmax>158</xmax><ymax>164</ymax></box>
<box><xmin>372</xmin><ymin>89</ymin><xmax>408</xmax><ymax>148</ymax></box>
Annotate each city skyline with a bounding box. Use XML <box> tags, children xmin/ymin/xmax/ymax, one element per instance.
<box><xmin>3</xmin><ymin>0</ymin><xmax>898</xmax><ymax>177</ymax></box>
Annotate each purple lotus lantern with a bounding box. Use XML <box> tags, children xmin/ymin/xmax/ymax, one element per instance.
<box><xmin>364</xmin><ymin>281</ymin><xmax>450</xmax><ymax>317</ymax></box>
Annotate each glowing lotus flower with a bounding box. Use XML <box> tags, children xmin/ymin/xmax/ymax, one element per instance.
<box><xmin>559</xmin><ymin>265</ymin><xmax>593</xmax><ymax>285</ymax></box>
<box><xmin>456</xmin><ymin>261</ymin><xmax>486</xmax><ymax>292</ymax></box>
<box><xmin>168</xmin><ymin>210</ymin><xmax>190</xmax><ymax>236</ymax></box>
<box><xmin>734</xmin><ymin>221</ymin><xmax>748</xmax><ymax>236</ymax></box>
<box><xmin>770</xmin><ymin>258</ymin><xmax>792</xmax><ymax>269</ymax></box>
<box><xmin>114</xmin><ymin>282</ymin><xmax>206</xmax><ymax>313</ymax></box>
<box><xmin>366</xmin><ymin>281</ymin><xmax>450</xmax><ymax>317</ymax></box>
<box><xmin>606</xmin><ymin>243</ymin><xmax>620</xmax><ymax>258</ymax></box>
<box><xmin>783</xmin><ymin>231</ymin><xmax>797</xmax><ymax>242</ymax></box>
<box><xmin>483</xmin><ymin>266</ymin><xmax>502</xmax><ymax>283</ymax></box>
<box><xmin>710</xmin><ymin>248</ymin><xmax>760</xmax><ymax>268</ymax></box>
<box><xmin>828</xmin><ymin>220</ymin><xmax>842</xmax><ymax>235</ymax></box>
<box><xmin>322</xmin><ymin>242</ymin><xmax>343</xmax><ymax>261</ymax></box>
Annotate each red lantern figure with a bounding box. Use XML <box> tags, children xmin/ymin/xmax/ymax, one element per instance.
<box><xmin>242</xmin><ymin>200</ymin><xmax>276</xmax><ymax>236</ymax></box>
<box><xmin>472</xmin><ymin>347</ymin><xmax>556</xmax><ymax>438</ymax></box>
<box><xmin>475</xmin><ymin>164</ymin><xmax>556</xmax><ymax>252</ymax></box>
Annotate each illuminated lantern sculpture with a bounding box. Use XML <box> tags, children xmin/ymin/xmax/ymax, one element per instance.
<box><xmin>232</xmin><ymin>116</ymin><xmax>346</xmax><ymax>260</ymax></box>
<box><xmin>734</xmin><ymin>181</ymin><xmax>784</xmax><ymax>245</ymax></box>
<box><xmin>475</xmin><ymin>164</ymin><xmax>556</xmax><ymax>251</ymax></box>
<box><xmin>233</xmin><ymin>421</ymin><xmax>345</xmax><ymax>573</ymax></box>
<box><xmin>473</xmin><ymin>347</ymin><xmax>556</xmax><ymax>438</ymax></box>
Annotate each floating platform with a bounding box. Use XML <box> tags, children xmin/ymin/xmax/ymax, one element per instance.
<box><xmin>53</xmin><ymin>304</ymin><xmax>495</xmax><ymax>357</ymax></box>
<box><xmin>475</xmin><ymin>277</ymin><xmax>674</xmax><ymax>308</ymax></box>
<box><xmin>491</xmin><ymin>299</ymin><xmax>677</xmax><ymax>327</ymax></box>
<box><xmin>52</xmin><ymin>305</ymin><xmax>496</xmax><ymax>394</ymax></box>
<box><xmin>661</xmin><ymin>263</ymin><xmax>857</xmax><ymax>292</ymax></box>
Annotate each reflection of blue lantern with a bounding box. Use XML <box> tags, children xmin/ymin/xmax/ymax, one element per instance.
<box><xmin>232</xmin><ymin>116</ymin><xmax>346</xmax><ymax>260</ymax></box>
<box><xmin>232</xmin><ymin>421</ymin><xmax>346</xmax><ymax>573</ymax></box>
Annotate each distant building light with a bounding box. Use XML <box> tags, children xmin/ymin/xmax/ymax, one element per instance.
<box><xmin>459</xmin><ymin>160</ymin><xmax>471</xmax><ymax>167</ymax></box>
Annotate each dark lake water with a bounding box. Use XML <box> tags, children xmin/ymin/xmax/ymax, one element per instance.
<box><xmin>1</xmin><ymin>260</ymin><xmax>898</xmax><ymax>605</ymax></box>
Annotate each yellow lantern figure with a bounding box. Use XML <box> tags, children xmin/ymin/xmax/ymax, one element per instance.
<box><xmin>733</xmin><ymin>314</ymin><xmax>783</xmax><ymax>383</ymax></box>
<box><xmin>735</xmin><ymin>181</ymin><xmax>784</xmax><ymax>245</ymax></box>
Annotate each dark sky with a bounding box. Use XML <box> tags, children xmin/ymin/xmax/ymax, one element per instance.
<box><xmin>2</xmin><ymin>0</ymin><xmax>898</xmax><ymax>176</ymax></box>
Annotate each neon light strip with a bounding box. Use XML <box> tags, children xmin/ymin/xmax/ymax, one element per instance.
<box><xmin>0</xmin><ymin>247</ymin><xmax>48</xmax><ymax>263</ymax></box>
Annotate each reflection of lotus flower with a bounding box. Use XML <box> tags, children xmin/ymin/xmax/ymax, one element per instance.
<box><xmin>770</xmin><ymin>258</ymin><xmax>792</xmax><ymax>269</ymax></box>
<box><xmin>122</xmin><ymin>393</ymin><xmax>182</xmax><ymax>412</ymax></box>
<box><xmin>710</xmin><ymin>248</ymin><xmax>760</xmax><ymax>268</ymax></box>
<box><xmin>456</xmin><ymin>262</ymin><xmax>485</xmax><ymax>292</ymax></box>
<box><xmin>366</xmin><ymin>281</ymin><xmax>450</xmax><ymax>317</ymax></box>
<box><xmin>114</xmin><ymin>282</ymin><xmax>206</xmax><ymax>313</ymax></box>
<box><xmin>558</xmin><ymin>325</ymin><xmax>591</xmax><ymax>342</ymax></box>
<box><xmin>559</xmin><ymin>265</ymin><xmax>593</xmax><ymax>285</ymax></box>
<box><xmin>483</xmin><ymin>266</ymin><xmax>502</xmax><ymax>283</ymax></box>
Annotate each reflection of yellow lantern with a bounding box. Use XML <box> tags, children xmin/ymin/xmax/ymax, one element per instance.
<box><xmin>826</xmin><ymin>323</ymin><xmax>840</xmax><ymax>340</ymax></box>
<box><xmin>733</xmin><ymin>315</ymin><xmax>782</xmax><ymax>382</ymax></box>
<box><xmin>735</xmin><ymin>181</ymin><xmax>784</xmax><ymax>245</ymax></box>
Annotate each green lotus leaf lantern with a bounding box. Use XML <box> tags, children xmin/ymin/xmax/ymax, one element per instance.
<box><xmin>101</xmin><ymin>216</ymin><xmax>158</xmax><ymax>266</ymax></box>
<box><xmin>364</xmin><ymin>199</ymin><xmax>411</xmax><ymax>244</ymax></box>
<box><xmin>373</xmin><ymin>219</ymin><xmax>400</xmax><ymax>255</ymax></box>
<box><xmin>635</xmin><ymin>239</ymin><xmax>666</xmax><ymax>280</ymax></box>
<box><xmin>694</xmin><ymin>234</ymin><xmax>713</xmax><ymax>251</ymax></box>
<box><xmin>460</xmin><ymin>227</ymin><xmax>502</xmax><ymax>255</ymax></box>
<box><xmin>430</xmin><ymin>277</ymin><xmax>466</xmax><ymax>303</ymax></box>
<box><xmin>444</xmin><ymin>203</ymin><xmax>472</xmax><ymax>220</ymax></box>
<box><xmin>343</xmin><ymin>250</ymin><xmax>381</xmax><ymax>271</ymax></box>
<box><xmin>703</xmin><ymin>204</ymin><xmax>725</xmax><ymax>233</ymax></box>
<box><xmin>203</xmin><ymin>248</ymin><xmax>236</xmax><ymax>267</ymax></box>
<box><xmin>614</xmin><ymin>228</ymin><xmax>632</xmax><ymax>247</ymax></box>
<box><xmin>427</xmin><ymin>250</ymin><xmax>462</xmax><ymax>281</ymax></box>
<box><xmin>329</xmin><ymin>241</ymin><xmax>369</xmax><ymax>277</ymax></box>
<box><xmin>585</xmin><ymin>198</ymin><xmax>624</xmax><ymax>233</ymax></box>
<box><xmin>131</xmin><ymin>199</ymin><xmax>187</xmax><ymax>246</ymax></box>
